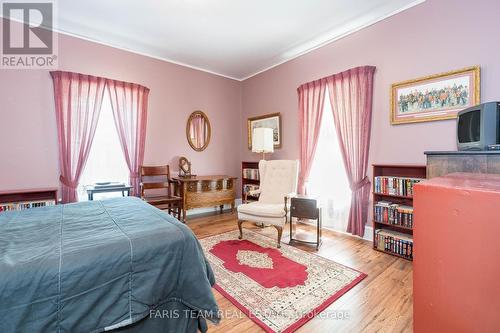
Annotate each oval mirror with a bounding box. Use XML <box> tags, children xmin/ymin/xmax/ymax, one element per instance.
<box><xmin>186</xmin><ymin>111</ymin><xmax>211</xmax><ymax>151</ymax></box>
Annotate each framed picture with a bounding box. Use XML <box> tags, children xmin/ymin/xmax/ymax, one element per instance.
<box><xmin>391</xmin><ymin>66</ymin><xmax>480</xmax><ymax>124</ymax></box>
<box><xmin>247</xmin><ymin>112</ymin><xmax>282</xmax><ymax>149</ymax></box>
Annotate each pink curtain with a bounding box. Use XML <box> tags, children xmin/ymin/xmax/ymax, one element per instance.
<box><xmin>51</xmin><ymin>71</ymin><xmax>106</xmax><ymax>203</ymax></box>
<box><xmin>297</xmin><ymin>78</ymin><xmax>327</xmax><ymax>194</ymax></box>
<box><xmin>327</xmin><ymin>66</ymin><xmax>376</xmax><ymax>237</ymax></box>
<box><xmin>106</xmin><ymin>79</ymin><xmax>149</xmax><ymax>196</ymax></box>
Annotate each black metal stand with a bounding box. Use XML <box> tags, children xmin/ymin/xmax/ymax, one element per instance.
<box><xmin>289</xmin><ymin>196</ymin><xmax>322</xmax><ymax>250</ymax></box>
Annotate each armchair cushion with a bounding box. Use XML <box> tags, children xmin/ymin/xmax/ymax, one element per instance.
<box><xmin>237</xmin><ymin>202</ymin><xmax>286</xmax><ymax>218</ymax></box>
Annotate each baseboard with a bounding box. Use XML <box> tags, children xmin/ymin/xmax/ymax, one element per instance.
<box><xmin>296</xmin><ymin>219</ymin><xmax>374</xmax><ymax>242</ymax></box>
<box><xmin>186</xmin><ymin>198</ymin><xmax>242</xmax><ymax>217</ymax></box>
<box><xmin>363</xmin><ymin>225</ymin><xmax>373</xmax><ymax>242</ymax></box>
<box><xmin>187</xmin><ymin>202</ymin><xmax>373</xmax><ymax>240</ymax></box>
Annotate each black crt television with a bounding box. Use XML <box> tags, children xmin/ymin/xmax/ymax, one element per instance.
<box><xmin>457</xmin><ymin>102</ymin><xmax>500</xmax><ymax>151</ymax></box>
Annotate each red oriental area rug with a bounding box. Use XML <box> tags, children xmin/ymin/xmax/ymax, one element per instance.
<box><xmin>200</xmin><ymin>230</ymin><xmax>367</xmax><ymax>333</ymax></box>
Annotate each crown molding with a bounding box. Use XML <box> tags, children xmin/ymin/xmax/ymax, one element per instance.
<box><xmin>239</xmin><ymin>0</ymin><xmax>425</xmax><ymax>81</ymax></box>
<box><xmin>1</xmin><ymin>0</ymin><xmax>425</xmax><ymax>82</ymax></box>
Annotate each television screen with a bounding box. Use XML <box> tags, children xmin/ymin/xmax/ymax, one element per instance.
<box><xmin>458</xmin><ymin>110</ymin><xmax>481</xmax><ymax>143</ymax></box>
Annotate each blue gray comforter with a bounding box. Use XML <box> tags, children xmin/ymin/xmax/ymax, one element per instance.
<box><xmin>0</xmin><ymin>197</ymin><xmax>219</xmax><ymax>332</ymax></box>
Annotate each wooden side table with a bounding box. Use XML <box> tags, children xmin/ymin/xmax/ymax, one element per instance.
<box><xmin>289</xmin><ymin>195</ymin><xmax>322</xmax><ymax>250</ymax></box>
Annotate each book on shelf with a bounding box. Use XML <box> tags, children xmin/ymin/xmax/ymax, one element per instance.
<box><xmin>0</xmin><ymin>203</ymin><xmax>17</xmax><ymax>212</ymax></box>
<box><xmin>374</xmin><ymin>201</ymin><xmax>414</xmax><ymax>228</ymax></box>
<box><xmin>374</xmin><ymin>229</ymin><xmax>413</xmax><ymax>259</ymax></box>
<box><xmin>242</xmin><ymin>168</ymin><xmax>259</xmax><ymax>180</ymax></box>
<box><xmin>0</xmin><ymin>200</ymin><xmax>56</xmax><ymax>212</ymax></box>
<box><xmin>374</xmin><ymin>176</ymin><xmax>424</xmax><ymax>197</ymax></box>
<box><xmin>243</xmin><ymin>184</ymin><xmax>260</xmax><ymax>198</ymax></box>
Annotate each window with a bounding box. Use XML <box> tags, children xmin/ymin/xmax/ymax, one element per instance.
<box><xmin>307</xmin><ymin>91</ymin><xmax>351</xmax><ymax>231</ymax></box>
<box><xmin>77</xmin><ymin>93</ymin><xmax>129</xmax><ymax>201</ymax></box>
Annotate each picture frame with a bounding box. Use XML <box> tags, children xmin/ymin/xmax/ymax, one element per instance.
<box><xmin>391</xmin><ymin>66</ymin><xmax>480</xmax><ymax>125</ymax></box>
<box><xmin>247</xmin><ymin>112</ymin><xmax>282</xmax><ymax>149</ymax></box>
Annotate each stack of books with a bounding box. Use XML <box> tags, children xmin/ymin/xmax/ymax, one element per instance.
<box><xmin>243</xmin><ymin>184</ymin><xmax>260</xmax><ymax>199</ymax></box>
<box><xmin>375</xmin><ymin>229</ymin><xmax>413</xmax><ymax>259</ymax></box>
<box><xmin>0</xmin><ymin>200</ymin><xmax>56</xmax><ymax>212</ymax></box>
<box><xmin>242</xmin><ymin>168</ymin><xmax>259</xmax><ymax>180</ymax></box>
<box><xmin>374</xmin><ymin>176</ymin><xmax>424</xmax><ymax>197</ymax></box>
<box><xmin>374</xmin><ymin>201</ymin><xmax>414</xmax><ymax>228</ymax></box>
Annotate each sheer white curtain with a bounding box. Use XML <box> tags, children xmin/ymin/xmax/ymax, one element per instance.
<box><xmin>77</xmin><ymin>93</ymin><xmax>129</xmax><ymax>201</ymax></box>
<box><xmin>307</xmin><ymin>90</ymin><xmax>351</xmax><ymax>231</ymax></box>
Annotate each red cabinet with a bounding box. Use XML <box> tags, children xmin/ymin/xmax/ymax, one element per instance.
<box><xmin>413</xmin><ymin>173</ymin><xmax>500</xmax><ymax>332</ymax></box>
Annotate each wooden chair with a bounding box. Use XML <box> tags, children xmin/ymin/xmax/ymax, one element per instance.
<box><xmin>140</xmin><ymin>165</ymin><xmax>183</xmax><ymax>221</ymax></box>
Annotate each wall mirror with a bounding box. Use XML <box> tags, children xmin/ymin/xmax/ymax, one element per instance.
<box><xmin>186</xmin><ymin>110</ymin><xmax>211</xmax><ymax>151</ymax></box>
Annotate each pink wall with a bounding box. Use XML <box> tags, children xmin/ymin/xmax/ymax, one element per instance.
<box><xmin>1</xmin><ymin>0</ymin><xmax>499</xmax><ymax>210</ymax></box>
<box><xmin>241</xmin><ymin>0</ymin><xmax>500</xmax><ymax>167</ymax></box>
<box><xmin>0</xmin><ymin>27</ymin><xmax>242</xmax><ymax>194</ymax></box>
<box><xmin>240</xmin><ymin>0</ymin><xmax>500</xmax><ymax>228</ymax></box>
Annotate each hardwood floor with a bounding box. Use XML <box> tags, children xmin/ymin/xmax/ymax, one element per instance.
<box><xmin>187</xmin><ymin>211</ymin><xmax>413</xmax><ymax>333</ymax></box>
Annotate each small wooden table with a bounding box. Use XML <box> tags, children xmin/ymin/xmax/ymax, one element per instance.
<box><xmin>86</xmin><ymin>185</ymin><xmax>133</xmax><ymax>201</ymax></box>
<box><xmin>289</xmin><ymin>195</ymin><xmax>322</xmax><ymax>250</ymax></box>
<box><xmin>173</xmin><ymin>175</ymin><xmax>237</xmax><ymax>221</ymax></box>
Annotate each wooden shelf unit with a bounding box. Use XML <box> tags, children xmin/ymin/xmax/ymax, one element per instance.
<box><xmin>372</xmin><ymin>164</ymin><xmax>426</xmax><ymax>261</ymax></box>
<box><xmin>0</xmin><ymin>187</ymin><xmax>58</xmax><ymax>212</ymax></box>
<box><xmin>241</xmin><ymin>161</ymin><xmax>260</xmax><ymax>202</ymax></box>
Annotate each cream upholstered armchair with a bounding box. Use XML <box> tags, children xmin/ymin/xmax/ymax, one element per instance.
<box><xmin>237</xmin><ymin>160</ymin><xmax>299</xmax><ymax>248</ymax></box>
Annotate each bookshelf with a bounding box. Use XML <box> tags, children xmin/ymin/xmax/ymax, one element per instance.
<box><xmin>0</xmin><ymin>187</ymin><xmax>58</xmax><ymax>212</ymax></box>
<box><xmin>241</xmin><ymin>161</ymin><xmax>260</xmax><ymax>202</ymax></box>
<box><xmin>372</xmin><ymin>164</ymin><xmax>426</xmax><ymax>261</ymax></box>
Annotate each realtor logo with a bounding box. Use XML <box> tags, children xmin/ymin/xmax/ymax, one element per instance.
<box><xmin>1</xmin><ymin>1</ymin><xmax>57</xmax><ymax>68</ymax></box>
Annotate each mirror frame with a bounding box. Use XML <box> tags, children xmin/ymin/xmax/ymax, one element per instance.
<box><xmin>178</xmin><ymin>156</ymin><xmax>193</xmax><ymax>177</ymax></box>
<box><xmin>186</xmin><ymin>110</ymin><xmax>211</xmax><ymax>152</ymax></box>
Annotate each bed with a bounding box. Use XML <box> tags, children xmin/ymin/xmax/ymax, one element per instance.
<box><xmin>0</xmin><ymin>197</ymin><xmax>219</xmax><ymax>333</ymax></box>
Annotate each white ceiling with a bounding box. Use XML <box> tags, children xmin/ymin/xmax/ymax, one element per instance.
<box><xmin>30</xmin><ymin>0</ymin><xmax>424</xmax><ymax>80</ymax></box>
